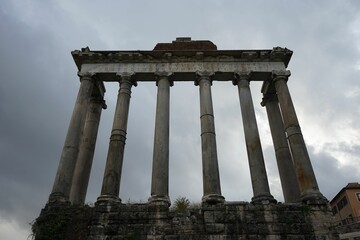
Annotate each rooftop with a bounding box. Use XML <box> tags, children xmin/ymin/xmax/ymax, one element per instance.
<box><xmin>153</xmin><ymin>37</ymin><xmax>217</xmax><ymax>51</ymax></box>
<box><xmin>330</xmin><ymin>182</ymin><xmax>360</xmax><ymax>204</ymax></box>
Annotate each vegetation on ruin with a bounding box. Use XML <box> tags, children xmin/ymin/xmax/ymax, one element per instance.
<box><xmin>170</xmin><ymin>196</ymin><xmax>201</xmax><ymax>214</ymax></box>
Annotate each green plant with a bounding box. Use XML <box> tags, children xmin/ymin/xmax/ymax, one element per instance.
<box><xmin>171</xmin><ymin>196</ymin><xmax>190</xmax><ymax>213</ymax></box>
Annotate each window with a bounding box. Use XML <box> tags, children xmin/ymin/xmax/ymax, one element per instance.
<box><xmin>356</xmin><ymin>192</ymin><xmax>360</xmax><ymax>201</ymax></box>
<box><xmin>337</xmin><ymin>196</ymin><xmax>348</xmax><ymax>210</ymax></box>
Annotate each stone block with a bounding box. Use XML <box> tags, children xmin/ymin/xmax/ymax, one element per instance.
<box><xmin>205</xmin><ymin>223</ymin><xmax>225</xmax><ymax>234</ymax></box>
<box><xmin>266</xmin><ymin>235</ymin><xmax>281</xmax><ymax>240</ymax></box>
<box><xmin>286</xmin><ymin>235</ymin><xmax>305</xmax><ymax>240</ymax></box>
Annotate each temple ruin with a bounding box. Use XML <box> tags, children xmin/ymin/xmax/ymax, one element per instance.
<box><xmin>34</xmin><ymin>38</ymin><xmax>337</xmax><ymax>239</ymax></box>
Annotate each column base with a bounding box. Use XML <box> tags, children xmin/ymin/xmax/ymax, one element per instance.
<box><xmin>202</xmin><ymin>194</ymin><xmax>225</xmax><ymax>205</ymax></box>
<box><xmin>251</xmin><ymin>193</ymin><xmax>277</xmax><ymax>204</ymax></box>
<box><xmin>48</xmin><ymin>192</ymin><xmax>70</xmax><ymax>205</ymax></box>
<box><xmin>96</xmin><ymin>195</ymin><xmax>122</xmax><ymax>206</ymax></box>
<box><xmin>300</xmin><ymin>189</ymin><xmax>328</xmax><ymax>204</ymax></box>
<box><xmin>148</xmin><ymin>195</ymin><xmax>171</xmax><ymax>206</ymax></box>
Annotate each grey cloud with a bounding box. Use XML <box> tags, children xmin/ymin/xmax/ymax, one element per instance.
<box><xmin>1</xmin><ymin>1</ymin><xmax>360</xmax><ymax>239</ymax></box>
<box><xmin>309</xmin><ymin>145</ymin><xmax>360</xmax><ymax>200</ymax></box>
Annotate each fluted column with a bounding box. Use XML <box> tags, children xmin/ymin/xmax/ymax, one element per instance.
<box><xmin>149</xmin><ymin>72</ymin><xmax>173</xmax><ymax>205</ymax></box>
<box><xmin>233</xmin><ymin>72</ymin><xmax>275</xmax><ymax>203</ymax></box>
<box><xmin>272</xmin><ymin>70</ymin><xmax>325</xmax><ymax>203</ymax></box>
<box><xmin>195</xmin><ymin>71</ymin><xmax>224</xmax><ymax>204</ymax></box>
<box><xmin>49</xmin><ymin>72</ymin><xmax>95</xmax><ymax>203</ymax></box>
<box><xmin>261</xmin><ymin>93</ymin><xmax>300</xmax><ymax>202</ymax></box>
<box><xmin>98</xmin><ymin>73</ymin><xmax>136</xmax><ymax>203</ymax></box>
<box><xmin>69</xmin><ymin>90</ymin><xmax>107</xmax><ymax>205</ymax></box>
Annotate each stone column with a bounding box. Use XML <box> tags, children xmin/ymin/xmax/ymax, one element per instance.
<box><xmin>195</xmin><ymin>71</ymin><xmax>224</xmax><ymax>204</ymax></box>
<box><xmin>233</xmin><ymin>72</ymin><xmax>275</xmax><ymax>203</ymax></box>
<box><xmin>49</xmin><ymin>72</ymin><xmax>95</xmax><ymax>203</ymax></box>
<box><xmin>272</xmin><ymin>70</ymin><xmax>325</xmax><ymax>203</ymax></box>
<box><xmin>149</xmin><ymin>72</ymin><xmax>173</xmax><ymax>205</ymax></box>
<box><xmin>69</xmin><ymin>89</ymin><xmax>107</xmax><ymax>205</ymax></box>
<box><xmin>98</xmin><ymin>73</ymin><xmax>136</xmax><ymax>203</ymax></box>
<box><xmin>261</xmin><ymin>93</ymin><xmax>300</xmax><ymax>202</ymax></box>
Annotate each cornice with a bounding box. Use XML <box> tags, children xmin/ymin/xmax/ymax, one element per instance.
<box><xmin>71</xmin><ymin>47</ymin><xmax>292</xmax><ymax>71</ymax></box>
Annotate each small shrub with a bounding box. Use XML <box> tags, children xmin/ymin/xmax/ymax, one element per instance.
<box><xmin>171</xmin><ymin>196</ymin><xmax>190</xmax><ymax>213</ymax></box>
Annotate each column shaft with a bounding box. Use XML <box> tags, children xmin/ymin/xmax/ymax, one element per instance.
<box><xmin>272</xmin><ymin>70</ymin><xmax>325</xmax><ymax>202</ymax></box>
<box><xmin>234</xmin><ymin>73</ymin><xmax>274</xmax><ymax>203</ymax></box>
<box><xmin>99</xmin><ymin>74</ymin><xmax>135</xmax><ymax>203</ymax></box>
<box><xmin>149</xmin><ymin>74</ymin><xmax>172</xmax><ymax>204</ymax></box>
<box><xmin>69</xmin><ymin>96</ymin><xmax>105</xmax><ymax>205</ymax></box>
<box><xmin>49</xmin><ymin>72</ymin><xmax>95</xmax><ymax>202</ymax></box>
<box><xmin>196</xmin><ymin>73</ymin><xmax>224</xmax><ymax>204</ymax></box>
<box><xmin>262</xmin><ymin>93</ymin><xmax>300</xmax><ymax>202</ymax></box>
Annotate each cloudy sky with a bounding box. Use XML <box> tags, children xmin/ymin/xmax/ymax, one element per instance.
<box><xmin>1</xmin><ymin>0</ymin><xmax>360</xmax><ymax>239</ymax></box>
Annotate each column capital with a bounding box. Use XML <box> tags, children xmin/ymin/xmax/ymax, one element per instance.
<box><xmin>116</xmin><ymin>72</ymin><xmax>137</xmax><ymax>86</ymax></box>
<box><xmin>261</xmin><ymin>93</ymin><xmax>278</xmax><ymax>107</ymax></box>
<box><xmin>195</xmin><ymin>71</ymin><xmax>214</xmax><ymax>86</ymax></box>
<box><xmin>77</xmin><ymin>71</ymin><xmax>96</xmax><ymax>82</ymax></box>
<box><xmin>233</xmin><ymin>71</ymin><xmax>252</xmax><ymax>85</ymax></box>
<box><xmin>271</xmin><ymin>70</ymin><xmax>291</xmax><ymax>81</ymax></box>
<box><xmin>154</xmin><ymin>71</ymin><xmax>174</xmax><ymax>86</ymax></box>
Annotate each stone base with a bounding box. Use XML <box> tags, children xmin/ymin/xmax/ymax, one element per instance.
<box><xmin>202</xmin><ymin>194</ymin><xmax>225</xmax><ymax>204</ymax></box>
<box><xmin>300</xmin><ymin>189</ymin><xmax>329</xmax><ymax>204</ymax></box>
<box><xmin>47</xmin><ymin>192</ymin><xmax>71</xmax><ymax>205</ymax></box>
<box><xmin>148</xmin><ymin>195</ymin><xmax>171</xmax><ymax>206</ymax></box>
<box><xmin>33</xmin><ymin>201</ymin><xmax>339</xmax><ymax>239</ymax></box>
<box><xmin>251</xmin><ymin>193</ymin><xmax>277</xmax><ymax>204</ymax></box>
<box><xmin>96</xmin><ymin>194</ymin><xmax>121</xmax><ymax>205</ymax></box>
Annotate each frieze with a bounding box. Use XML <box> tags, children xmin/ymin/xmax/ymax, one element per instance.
<box><xmin>80</xmin><ymin>61</ymin><xmax>286</xmax><ymax>82</ymax></box>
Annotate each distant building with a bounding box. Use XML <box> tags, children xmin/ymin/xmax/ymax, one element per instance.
<box><xmin>330</xmin><ymin>182</ymin><xmax>360</xmax><ymax>239</ymax></box>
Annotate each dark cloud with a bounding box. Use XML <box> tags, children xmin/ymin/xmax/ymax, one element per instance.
<box><xmin>1</xmin><ymin>1</ymin><xmax>360</xmax><ymax>239</ymax></box>
<box><xmin>0</xmin><ymin>1</ymin><xmax>107</xmax><ymax>231</ymax></box>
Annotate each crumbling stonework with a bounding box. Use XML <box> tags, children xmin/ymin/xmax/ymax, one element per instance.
<box><xmin>34</xmin><ymin>201</ymin><xmax>338</xmax><ymax>239</ymax></box>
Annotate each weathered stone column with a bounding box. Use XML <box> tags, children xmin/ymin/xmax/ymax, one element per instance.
<box><xmin>49</xmin><ymin>72</ymin><xmax>95</xmax><ymax>203</ymax></box>
<box><xmin>149</xmin><ymin>73</ymin><xmax>173</xmax><ymax>205</ymax></box>
<box><xmin>261</xmin><ymin>92</ymin><xmax>300</xmax><ymax>202</ymax></box>
<box><xmin>233</xmin><ymin>72</ymin><xmax>275</xmax><ymax>203</ymax></box>
<box><xmin>272</xmin><ymin>70</ymin><xmax>325</xmax><ymax>203</ymax></box>
<box><xmin>195</xmin><ymin>71</ymin><xmax>224</xmax><ymax>204</ymax></box>
<box><xmin>98</xmin><ymin>73</ymin><xmax>136</xmax><ymax>203</ymax></box>
<box><xmin>69</xmin><ymin>85</ymin><xmax>107</xmax><ymax>205</ymax></box>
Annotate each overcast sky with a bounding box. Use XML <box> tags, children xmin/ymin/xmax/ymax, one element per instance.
<box><xmin>1</xmin><ymin>0</ymin><xmax>360</xmax><ymax>239</ymax></box>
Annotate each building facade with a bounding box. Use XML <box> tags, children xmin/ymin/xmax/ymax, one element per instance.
<box><xmin>331</xmin><ymin>182</ymin><xmax>360</xmax><ymax>239</ymax></box>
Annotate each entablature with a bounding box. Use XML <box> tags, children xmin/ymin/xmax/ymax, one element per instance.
<box><xmin>72</xmin><ymin>46</ymin><xmax>292</xmax><ymax>82</ymax></box>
